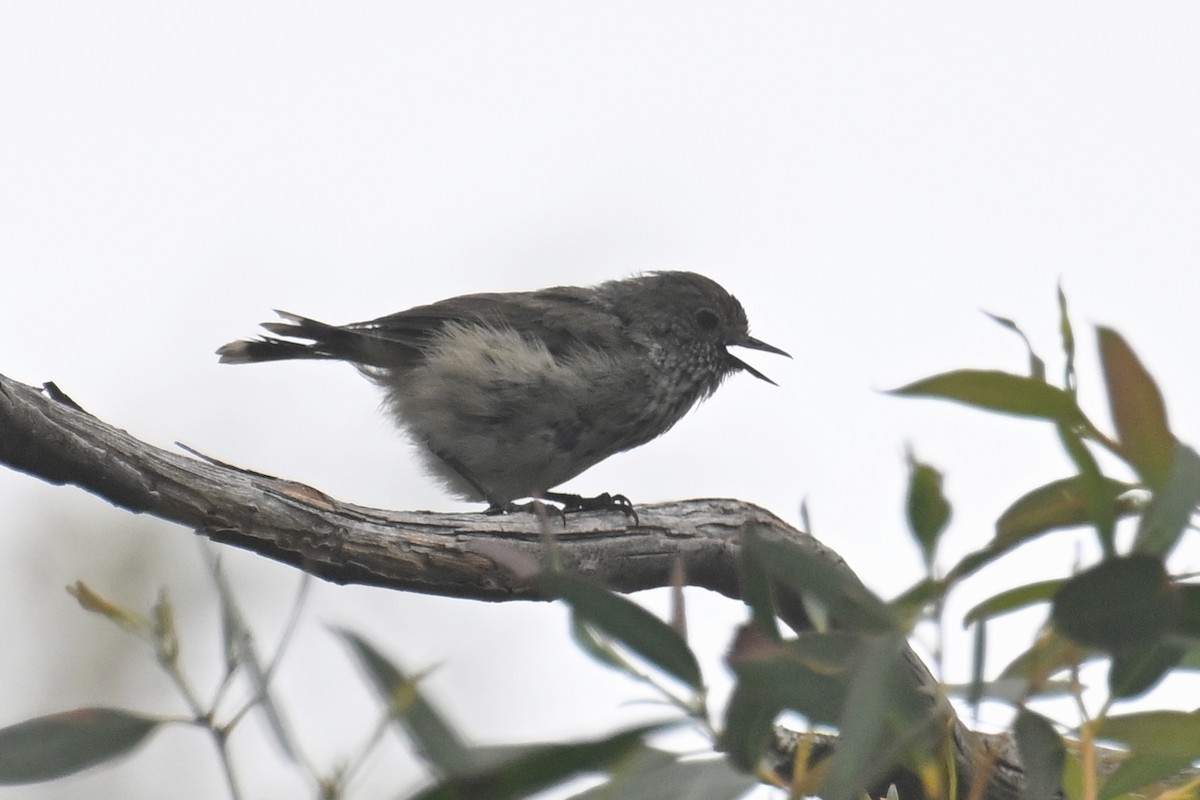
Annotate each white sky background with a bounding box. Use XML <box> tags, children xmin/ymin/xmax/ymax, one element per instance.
<box><xmin>2</xmin><ymin>3</ymin><xmax>1199</xmax><ymax>798</ymax></box>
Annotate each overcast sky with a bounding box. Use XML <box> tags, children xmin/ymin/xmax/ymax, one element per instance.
<box><xmin>2</xmin><ymin>4</ymin><xmax>1199</xmax><ymax>798</ymax></box>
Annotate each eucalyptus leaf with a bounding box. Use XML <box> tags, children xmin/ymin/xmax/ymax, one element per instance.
<box><xmin>539</xmin><ymin>572</ymin><xmax>703</xmax><ymax>691</ymax></box>
<box><xmin>890</xmin><ymin>370</ymin><xmax>1085</xmax><ymax>424</ymax></box>
<box><xmin>413</xmin><ymin>726</ymin><xmax>659</xmax><ymax>800</ymax></box>
<box><xmin>1014</xmin><ymin>708</ymin><xmax>1064</xmax><ymax>800</ymax></box>
<box><xmin>1098</xmin><ymin>327</ymin><xmax>1174</xmax><ymax>489</ymax></box>
<box><xmin>0</xmin><ymin>708</ymin><xmax>161</xmax><ymax>784</ymax></box>
<box><xmin>1052</xmin><ymin>555</ymin><xmax>1178</xmax><ymax>652</ymax></box>
<box><xmin>332</xmin><ymin>627</ymin><xmax>473</xmax><ymax>776</ymax></box>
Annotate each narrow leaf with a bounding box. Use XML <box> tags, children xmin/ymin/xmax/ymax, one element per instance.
<box><xmin>565</xmin><ymin>748</ymin><xmax>758</xmax><ymax>800</ymax></box>
<box><xmin>0</xmin><ymin>708</ymin><xmax>160</xmax><ymax>784</ymax></box>
<box><xmin>736</xmin><ymin>526</ymin><xmax>781</xmax><ymax>642</ymax></box>
<box><xmin>1098</xmin><ymin>327</ymin><xmax>1174</xmax><ymax>488</ymax></box>
<box><xmin>998</xmin><ymin>629</ymin><xmax>1090</xmax><ymax>698</ymax></box>
<box><xmin>570</xmin><ymin>617</ymin><xmax>635</xmax><ymax>674</ymax></box>
<box><xmin>890</xmin><ymin>370</ymin><xmax>1085</xmax><ymax>423</ymax></box>
<box><xmin>1108</xmin><ymin>642</ymin><xmax>1183</xmax><ymax>699</ymax></box>
<box><xmin>822</xmin><ymin>634</ymin><xmax>938</xmax><ymax>800</ymax></box>
<box><xmin>719</xmin><ymin>678</ymin><xmax>777</xmax><ymax>772</ymax></box>
<box><xmin>332</xmin><ymin>627</ymin><xmax>473</xmax><ymax>776</ymax></box>
<box><xmin>1177</xmin><ymin>584</ymin><xmax>1200</xmax><ymax>644</ymax></box>
<box><xmin>945</xmin><ymin>545</ymin><xmax>1010</xmax><ymax>586</ymax></box>
<box><xmin>1014</xmin><ymin>709</ymin><xmax>1064</xmax><ymax>800</ymax></box>
<box><xmin>889</xmin><ymin>577</ymin><xmax>944</xmax><ymax>627</ymax></box>
<box><xmin>983</xmin><ymin>311</ymin><xmax>1046</xmax><ymax>381</ymax></box>
<box><xmin>1056</xmin><ymin>425</ymin><xmax>1120</xmax><ymax>557</ymax></box>
<box><xmin>905</xmin><ymin>452</ymin><xmax>951</xmax><ymax>568</ymax></box>
<box><xmin>1133</xmin><ymin>442</ymin><xmax>1200</xmax><ymax>556</ymax></box>
<box><xmin>538</xmin><ymin>572</ymin><xmax>703</xmax><ymax>691</ymax></box>
<box><xmin>1058</xmin><ymin>284</ymin><xmax>1077</xmax><ymax>393</ymax></box>
<box><xmin>204</xmin><ymin>547</ymin><xmax>303</xmax><ymax>763</ymax></box>
<box><xmin>1095</xmin><ymin>710</ymin><xmax>1200</xmax><ymax>753</ymax></box>
<box><xmin>1099</xmin><ymin>753</ymin><xmax>1196</xmax><ymax>800</ymax></box>
<box><xmin>994</xmin><ymin>476</ymin><xmax>1133</xmax><ymax>549</ymax></box>
<box><xmin>747</xmin><ymin>536</ymin><xmax>896</xmax><ymax>633</ymax></box>
<box><xmin>964</xmin><ymin>580</ymin><xmax>1063</xmax><ymax>626</ymax></box>
<box><xmin>413</xmin><ymin>726</ymin><xmax>658</xmax><ymax>800</ymax></box>
<box><xmin>1092</xmin><ymin>711</ymin><xmax>1200</xmax><ymax>800</ymax></box>
<box><xmin>722</xmin><ymin>632</ymin><xmax>861</xmax><ymax>770</ymax></box>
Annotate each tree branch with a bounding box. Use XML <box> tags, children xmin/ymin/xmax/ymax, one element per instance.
<box><xmin>2</xmin><ymin>371</ymin><xmax>1009</xmax><ymax>799</ymax></box>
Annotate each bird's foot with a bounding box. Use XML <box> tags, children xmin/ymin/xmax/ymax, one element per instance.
<box><xmin>542</xmin><ymin>491</ymin><xmax>639</xmax><ymax>525</ymax></box>
<box><xmin>483</xmin><ymin>493</ymin><xmax>639</xmax><ymax>525</ymax></box>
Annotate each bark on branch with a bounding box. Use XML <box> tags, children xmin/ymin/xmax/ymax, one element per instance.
<box><xmin>1</xmin><ymin>371</ymin><xmax>1023</xmax><ymax>799</ymax></box>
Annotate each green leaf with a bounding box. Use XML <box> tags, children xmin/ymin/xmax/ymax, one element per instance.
<box><xmin>905</xmin><ymin>452</ymin><xmax>951</xmax><ymax>568</ymax></box>
<box><xmin>736</xmin><ymin>526</ymin><xmax>781</xmax><ymax>642</ymax></box>
<box><xmin>538</xmin><ymin>572</ymin><xmax>703</xmax><ymax>692</ymax></box>
<box><xmin>1099</xmin><ymin>753</ymin><xmax>1196</xmax><ymax>800</ymax></box>
<box><xmin>1098</xmin><ymin>327</ymin><xmax>1174</xmax><ymax>488</ymax></box>
<box><xmin>1013</xmin><ymin>708</ymin><xmax>1064</xmax><ymax>800</ymax></box>
<box><xmin>719</xmin><ymin>678</ymin><xmax>777</xmax><ymax>772</ymax></box>
<box><xmin>204</xmin><ymin>545</ymin><xmax>300</xmax><ymax>762</ymax></box>
<box><xmin>1108</xmin><ymin>641</ymin><xmax>1183</xmax><ymax>699</ymax></box>
<box><xmin>1061</xmin><ymin>739</ymin><xmax>1086</xmax><ymax>800</ymax></box>
<box><xmin>998</xmin><ymin>629</ymin><xmax>1090</xmax><ymax>698</ymax></box>
<box><xmin>1092</xmin><ymin>711</ymin><xmax>1200</xmax><ymax>799</ymax></box>
<box><xmin>1057</xmin><ymin>284</ymin><xmax>1077</xmax><ymax>393</ymax></box>
<box><xmin>1176</xmin><ymin>649</ymin><xmax>1200</xmax><ymax>671</ymax></box>
<box><xmin>944</xmin><ymin>546</ymin><xmax>1008</xmax><ymax>585</ymax></box>
<box><xmin>565</xmin><ymin>748</ymin><xmax>758</xmax><ymax>800</ymax></box>
<box><xmin>0</xmin><ymin>708</ymin><xmax>161</xmax><ymax>784</ymax></box>
<box><xmin>1132</xmin><ymin>442</ymin><xmax>1200</xmax><ymax>556</ymax></box>
<box><xmin>722</xmin><ymin>632</ymin><xmax>861</xmax><ymax>770</ymax></box>
<box><xmin>570</xmin><ymin>617</ymin><xmax>636</xmax><ymax>674</ymax></box>
<box><xmin>412</xmin><ymin>726</ymin><xmax>658</xmax><ymax>800</ymax></box>
<box><xmin>890</xmin><ymin>370</ymin><xmax>1085</xmax><ymax>423</ymax></box>
<box><xmin>983</xmin><ymin>311</ymin><xmax>1046</xmax><ymax>381</ymax></box>
<box><xmin>1056</xmin><ymin>425</ymin><xmax>1120</xmax><ymax>557</ymax></box>
<box><xmin>993</xmin><ymin>476</ymin><xmax>1133</xmax><ymax>549</ymax></box>
<box><xmin>332</xmin><ymin>627</ymin><xmax>474</xmax><ymax>776</ymax></box>
<box><xmin>1177</xmin><ymin>583</ymin><xmax>1200</xmax><ymax>646</ymax></box>
<box><xmin>964</xmin><ymin>579</ymin><xmax>1063</xmax><ymax>626</ymax></box>
<box><xmin>889</xmin><ymin>577</ymin><xmax>944</xmax><ymax>627</ymax></box>
<box><xmin>821</xmin><ymin>634</ymin><xmax>939</xmax><ymax>800</ymax></box>
<box><xmin>1094</xmin><ymin>710</ymin><xmax>1200</xmax><ymax>758</ymax></box>
<box><xmin>1052</xmin><ymin>555</ymin><xmax>1179</xmax><ymax>652</ymax></box>
<box><xmin>747</xmin><ymin>536</ymin><xmax>896</xmax><ymax>633</ymax></box>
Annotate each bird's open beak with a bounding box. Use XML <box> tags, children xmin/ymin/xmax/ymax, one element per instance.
<box><xmin>728</xmin><ymin>336</ymin><xmax>791</xmax><ymax>386</ymax></box>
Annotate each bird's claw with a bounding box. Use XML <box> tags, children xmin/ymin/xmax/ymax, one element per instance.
<box><xmin>484</xmin><ymin>492</ymin><xmax>639</xmax><ymax>526</ymax></box>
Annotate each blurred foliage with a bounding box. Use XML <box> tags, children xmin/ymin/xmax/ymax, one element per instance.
<box><xmin>2</xmin><ymin>294</ymin><xmax>1200</xmax><ymax>800</ymax></box>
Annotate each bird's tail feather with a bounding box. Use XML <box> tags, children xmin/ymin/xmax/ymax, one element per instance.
<box><xmin>216</xmin><ymin>312</ymin><xmax>365</xmax><ymax>365</ymax></box>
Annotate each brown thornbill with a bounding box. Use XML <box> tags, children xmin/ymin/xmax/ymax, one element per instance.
<box><xmin>217</xmin><ymin>271</ymin><xmax>789</xmax><ymax>517</ymax></box>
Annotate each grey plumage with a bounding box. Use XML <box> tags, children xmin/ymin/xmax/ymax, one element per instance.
<box><xmin>217</xmin><ymin>271</ymin><xmax>788</xmax><ymax>513</ymax></box>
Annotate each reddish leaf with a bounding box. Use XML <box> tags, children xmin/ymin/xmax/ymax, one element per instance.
<box><xmin>1098</xmin><ymin>328</ymin><xmax>1174</xmax><ymax>488</ymax></box>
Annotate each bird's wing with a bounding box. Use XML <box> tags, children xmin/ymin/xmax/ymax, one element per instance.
<box><xmin>356</xmin><ymin>286</ymin><xmax>629</xmax><ymax>358</ymax></box>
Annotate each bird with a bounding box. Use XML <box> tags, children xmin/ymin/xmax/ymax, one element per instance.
<box><xmin>216</xmin><ymin>271</ymin><xmax>788</xmax><ymax>518</ymax></box>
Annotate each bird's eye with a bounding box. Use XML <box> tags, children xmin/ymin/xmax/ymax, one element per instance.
<box><xmin>695</xmin><ymin>308</ymin><xmax>720</xmax><ymax>331</ymax></box>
